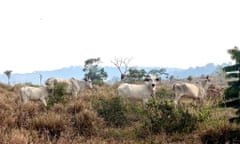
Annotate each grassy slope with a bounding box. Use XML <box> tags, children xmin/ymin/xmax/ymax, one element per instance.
<box><xmin>0</xmin><ymin>82</ymin><xmax>239</xmax><ymax>144</ymax></box>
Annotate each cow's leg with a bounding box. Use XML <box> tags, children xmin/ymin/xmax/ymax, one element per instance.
<box><xmin>40</xmin><ymin>97</ymin><xmax>47</xmax><ymax>106</ymax></box>
<box><xmin>173</xmin><ymin>93</ymin><xmax>181</xmax><ymax>106</ymax></box>
<box><xmin>22</xmin><ymin>97</ymin><xmax>28</xmax><ymax>104</ymax></box>
<box><xmin>72</xmin><ymin>91</ymin><xmax>78</xmax><ymax>98</ymax></box>
<box><xmin>142</xmin><ymin>98</ymin><xmax>148</xmax><ymax>108</ymax></box>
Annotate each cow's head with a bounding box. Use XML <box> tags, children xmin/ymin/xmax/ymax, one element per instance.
<box><xmin>144</xmin><ymin>76</ymin><xmax>159</xmax><ymax>90</ymax></box>
<box><xmin>201</xmin><ymin>75</ymin><xmax>211</xmax><ymax>89</ymax></box>
<box><xmin>45</xmin><ymin>78</ymin><xmax>58</xmax><ymax>89</ymax></box>
<box><xmin>84</xmin><ymin>77</ymin><xmax>93</xmax><ymax>89</ymax></box>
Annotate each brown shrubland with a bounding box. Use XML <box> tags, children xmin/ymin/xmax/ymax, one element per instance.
<box><xmin>0</xmin><ymin>80</ymin><xmax>239</xmax><ymax>144</ymax></box>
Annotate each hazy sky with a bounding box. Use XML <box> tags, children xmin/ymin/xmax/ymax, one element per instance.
<box><xmin>0</xmin><ymin>0</ymin><xmax>239</xmax><ymax>73</ymax></box>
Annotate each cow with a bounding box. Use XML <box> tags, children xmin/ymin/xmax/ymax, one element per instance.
<box><xmin>45</xmin><ymin>77</ymin><xmax>92</xmax><ymax>98</ymax></box>
<box><xmin>117</xmin><ymin>76</ymin><xmax>159</xmax><ymax>107</ymax></box>
<box><xmin>70</xmin><ymin>77</ymin><xmax>93</xmax><ymax>91</ymax></box>
<box><xmin>19</xmin><ymin>86</ymin><xmax>49</xmax><ymax>106</ymax></box>
<box><xmin>172</xmin><ymin>76</ymin><xmax>210</xmax><ymax>106</ymax></box>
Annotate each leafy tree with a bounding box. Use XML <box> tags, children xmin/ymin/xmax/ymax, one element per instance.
<box><xmin>187</xmin><ymin>75</ymin><xmax>193</xmax><ymax>82</ymax></box>
<box><xmin>4</xmin><ymin>70</ymin><xmax>12</xmax><ymax>85</ymax></box>
<box><xmin>223</xmin><ymin>46</ymin><xmax>240</xmax><ymax>123</ymax></box>
<box><xmin>126</xmin><ymin>68</ymin><xmax>147</xmax><ymax>83</ymax></box>
<box><xmin>83</xmin><ymin>58</ymin><xmax>108</xmax><ymax>85</ymax></box>
<box><xmin>148</xmin><ymin>68</ymin><xmax>168</xmax><ymax>79</ymax></box>
<box><xmin>169</xmin><ymin>75</ymin><xmax>174</xmax><ymax>82</ymax></box>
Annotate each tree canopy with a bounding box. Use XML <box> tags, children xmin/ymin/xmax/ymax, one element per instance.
<box><xmin>223</xmin><ymin>46</ymin><xmax>240</xmax><ymax>123</ymax></box>
<box><xmin>83</xmin><ymin>58</ymin><xmax>108</xmax><ymax>85</ymax></box>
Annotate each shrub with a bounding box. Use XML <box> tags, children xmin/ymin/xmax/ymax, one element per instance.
<box><xmin>47</xmin><ymin>83</ymin><xmax>69</xmax><ymax>109</ymax></box>
<box><xmin>72</xmin><ymin>109</ymin><xmax>101</xmax><ymax>136</ymax></box>
<box><xmin>200</xmin><ymin>122</ymin><xmax>240</xmax><ymax>143</ymax></box>
<box><xmin>15</xmin><ymin>103</ymin><xmax>45</xmax><ymax>129</ymax></box>
<box><xmin>194</xmin><ymin>105</ymin><xmax>212</xmax><ymax>123</ymax></box>
<box><xmin>66</xmin><ymin>101</ymin><xmax>85</xmax><ymax>115</ymax></box>
<box><xmin>31</xmin><ymin>112</ymin><xmax>68</xmax><ymax>140</ymax></box>
<box><xmin>93</xmin><ymin>96</ymin><xmax>128</xmax><ymax>127</ymax></box>
<box><xmin>137</xmin><ymin>100</ymin><xmax>198</xmax><ymax>137</ymax></box>
<box><xmin>155</xmin><ymin>87</ymin><xmax>174</xmax><ymax>100</ymax></box>
<box><xmin>92</xmin><ymin>79</ymin><xmax>105</xmax><ymax>86</ymax></box>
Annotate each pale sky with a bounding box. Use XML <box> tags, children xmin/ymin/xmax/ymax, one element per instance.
<box><xmin>0</xmin><ymin>0</ymin><xmax>239</xmax><ymax>73</ymax></box>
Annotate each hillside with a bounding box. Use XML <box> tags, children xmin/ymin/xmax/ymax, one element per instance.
<box><xmin>0</xmin><ymin>79</ymin><xmax>239</xmax><ymax>143</ymax></box>
<box><xmin>0</xmin><ymin>63</ymin><xmax>230</xmax><ymax>85</ymax></box>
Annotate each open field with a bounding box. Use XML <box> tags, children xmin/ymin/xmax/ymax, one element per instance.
<box><xmin>0</xmin><ymin>78</ymin><xmax>240</xmax><ymax>144</ymax></box>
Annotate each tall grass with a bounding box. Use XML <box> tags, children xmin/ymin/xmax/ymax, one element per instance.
<box><xmin>0</xmin><ymin>82</ymin><xmax>239</xmax><ymax>143</ymax></box>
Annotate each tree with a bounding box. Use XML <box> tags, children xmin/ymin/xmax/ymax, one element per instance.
<box><xmin>4</xmin><ymin>70</ymin><xmax>12</xmax><ymax>85</ymax></box>
<box><xmin>169</xmin><ymin>75</ymin><xmax>174</xmax><ymax>82</ymax></box>
<box><xmin>148</xmin><ymin>68</ymin><xmax>168</xmax><ymax>79</ymax></box>
<box><xmin>83</xmin><ymin>58</ymin><xmax>108</xmax><ymax>85</ymax></box>
<box><xmin>126</xmin><ymin>68</ymin><xmax>147</xmax><ymax>83</ymax></box>
<box><xmin>187</xmin><ymin>75</ymin><xmax>193</xmax><ymax>82</ymax></box>
<box><xmin>111</xmin><ymin>57</ymin><xmax>133</xmax><ymax>80</ymax></box>
<box><xmin>223</xmin><ymin>46</ymin><xmax>240</xmax><ymax>123</ymax></box>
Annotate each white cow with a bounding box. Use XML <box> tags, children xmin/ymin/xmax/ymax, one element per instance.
<box><xmin>172</xmin><ymin>77</ymin><xmax>210</xmax><ymax>105</ymax></box>
<box><xmin>117</xmin><ymin>76</ymin><xmax>159</xmax><ymax>106</ymax></box>
<box><xmin>19</xmin><ymin>86</ymin><xmax>49</xmax><ymax>106</ymax></box>
<box><xmin>45</xmin><ymin>77</ymin><xmax>93</xmax><ymax>98</ymax></box>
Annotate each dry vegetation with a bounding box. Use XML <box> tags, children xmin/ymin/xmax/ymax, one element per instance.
<box><xmin>0</xmin><ymin>79</ymin><xmax>240</xmax><ymax>144</ymax></box>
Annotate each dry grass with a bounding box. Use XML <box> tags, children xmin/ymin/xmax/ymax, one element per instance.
<box><xmin>0</xmin><ymin>81</ymin><xmax>239</xmax><ymax>143</ymax></box>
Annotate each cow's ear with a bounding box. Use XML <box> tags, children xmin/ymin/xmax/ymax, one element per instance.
<box><xmin>206</xmin><ymin>75</ymin><xmax>210</xmax><ymax>81</ymax></box>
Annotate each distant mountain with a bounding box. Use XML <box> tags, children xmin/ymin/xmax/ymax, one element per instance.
<box><xmin>0</xmin><ymin>63</ymin><xmax>231</xmax><ymax>85</ymax></box>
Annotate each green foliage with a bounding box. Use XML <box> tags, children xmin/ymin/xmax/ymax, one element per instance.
<box><xmin>194</xmin><ymin>106</ymin><xmax>211</xmax><ymax>123</ymax></box>
<box><xmin>155</xmin><ymin>87</ymin><xmax>174</xmax><ymax>100</ymax></box>
<box><xmin>148</xmin><ymin>68</ymin><xmax>168</xmax><ymax>79</ymax></box>
<box><xmin>125</xmin><ymin>68</ymin><xmax>147</xmax><ymax>83</ymax></box>
<box><xmin>47</xmin><ymin>83</ymin><xmax>69</xmax><ymax>109</ymax></box>
<box><xmin>223</xmin><ymin>46</ymin><xmax>240</xmax><ymax>123</ymax></box>
<box><xmin>92</xmin><ymin>96</ymin><xmax>128</xmax><ymax>127</ymax></box>
<box><xmin>169</xmin><ymin>75</ymin><xmax>174</xmax><ymax>81</ymax></box>
<box><xmin>83</xmin><ymin>57</ymin><xmax>108</xmax><ymax>81</ymax></box>
<box><xmin>92</xmin><ymin>79</ymin><xmax>105</xmax><ymax>86</ymax></box>
<box><xmin>227</xmin><ymin>46</ymin><xmax>240</xmax><ymax>64</ymax></box>
<box><xmin>187</xmin><ymin>75</ymin><xmax>193</xmax><ymax>82</ymax></box>
<box><xmin>137</xmin><ymin>100</ymin><xmax>198</xmax><ymax>137</ymax></box>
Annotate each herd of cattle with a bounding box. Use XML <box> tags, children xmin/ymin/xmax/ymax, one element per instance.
<box><xmin>19</xmin><ymin>75</ymin><xmax>220</xmax><ymax>107</ymax></box>
<box><xmin>19</xmin><ymin>77</ymin><xmax>93</xmax><ymax>106</ymax></box>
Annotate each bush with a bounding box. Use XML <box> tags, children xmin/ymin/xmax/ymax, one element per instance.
<box><xmin>155</xmin><ymin>87</ymin><xmax>174</xmax><ymax>100</ymax></box>
<box><xmin>31</xmin><ymin>112</ymin><xmax>68</xmax><ymax>140</ymax></box>
<box><xmin>137</xmin><ymin>100</ymin><xmax>198</xmax><ymax>137</ymax></box>
<box><xmin>200</xmin><ymin>122</ymin><xmax>240</xmax><ymax>144</ymax></box>
<box><xmin>47</xmin><ymin>83</ymin><xmax>69</xmax><ymax>109</ymax></box>
<box><xmin>92</xmin><ymin>79</ymin><xmax>105</xmax><ymax>86</ymax></box>
<box><xmin>72</xmin><ymin>109</ymin><xmax>101</xmax><ymax>136</ymax></box>
<box><xmin>93</xmin><ymin>96</ymin><xmax>128</xmax><ymax>127</ymax></box>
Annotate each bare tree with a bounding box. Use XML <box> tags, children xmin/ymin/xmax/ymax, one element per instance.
<box><xmin>111</xmin><ymin>57</ymin><xmax>133</xmax><ymax>80</ymax></box>
<box><xmin>4</xmin><ymin>70</ymin><xmax>12</xmax><ymax>85</ymax></box>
